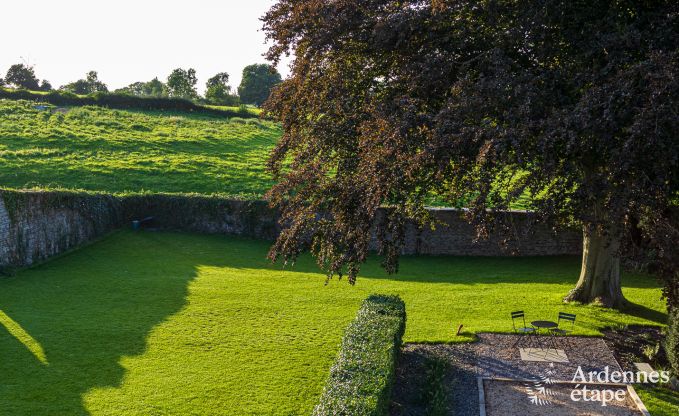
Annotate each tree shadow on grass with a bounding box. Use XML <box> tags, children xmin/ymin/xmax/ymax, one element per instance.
<box><xmin>0</xmin><ymin>231</ymin><xmax>209</xmax><ymax>415</ymax></box>
<box><xmin>191</xmin><ymin>237</ymin><xmax>660</xmax><ymax>291</ymax></box>
<box><xmin>0</xmin><ymin>231</ymin><xmax>667</xmax><ymax>414</ymax></box>
<box><xmin>621</xmin><ymin>301</ymin><xmax>668</xmax><ymax>325</ymax></box>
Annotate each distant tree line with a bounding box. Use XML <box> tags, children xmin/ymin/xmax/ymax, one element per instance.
<box><xmin>0</xmin><ymin>63</ymin><xmax>282</xmax><ymax>107</ymax></box>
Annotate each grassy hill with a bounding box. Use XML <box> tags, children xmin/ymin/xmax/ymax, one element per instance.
<box><xmin>0</xmin><ymin>98</ymin><xmax>534</xmax><ymax>208</ymax></box>
<box><xmin>0</xmin><ymin>99</ymin><xmax>279</xmax><ymax>197</ymax></box>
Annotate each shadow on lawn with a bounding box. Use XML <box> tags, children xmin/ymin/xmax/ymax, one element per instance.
<box><xmin>0</xmin><ymin>231</ymin><xmax>667</xmax><ymax>414</ymax></box>
<box><xmin>622</xmin><ymin>301</ymin><xmax>669</xmax><ymax>325</ymax></box>
<box><xmin>174</xmin><ymin>234</ymin><xmax>659</xmax><ymax>290</ymax></box>
<box><xmin>0</xmin><ymin>231</ymin><xmax>212</xmax><ymax>415</ymax></box>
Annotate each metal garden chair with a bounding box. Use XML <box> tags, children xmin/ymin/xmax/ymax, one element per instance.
<box><xmin>550</xmin><ymin>312</ymin><xmax>576</xmax><ymax>348</ymax></box>
<box><xmin>511</xmin><ymin>310</ymin><xmax>535</xmax><ymax>348</ymax></box>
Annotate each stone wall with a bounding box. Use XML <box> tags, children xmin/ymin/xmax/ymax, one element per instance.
<box><xmin>122</xmin><ymin>194</ymin><xmax>279</xmax><ymax>240</ymax></box>
<box><xmin>0</xmin><ymin>189</ymin><xmax>581</xmax><ymax>271</ymax></box>
<box><xmin>0</xmin><ymin>191</ymin><xmax>125</xmax><ymax>271</ymax></box>
<box><xmin>0</xmin><ymin>190</ymin><xmax>282</xmax><ymax>271</ymax></box>
<box><xmin>392</xmin><ymin>209</ymin><xmax>582</xmax><ymax>256</ymax></box>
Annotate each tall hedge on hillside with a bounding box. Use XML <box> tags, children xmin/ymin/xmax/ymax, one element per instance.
<box><xmin>0</xmin><ymin>88</ymin><xmax>257</xmax><ymax>119</ymax></box>
<box><xmin>313</xmin><ymin>295</ymin><xmax>406</xmax><ymax>416</ymax></box>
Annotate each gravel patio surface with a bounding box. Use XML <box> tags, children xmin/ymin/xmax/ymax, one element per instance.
<box><xmin>390</xmin><ymin>333</ymin><xmax>640</xmax><ymax>416</ymax></box>
<box><xmin>485</xmin><ymin>379</ymin><xmax>644</xmax><ymax>416</ymax></box>
<box><xmin>474</xmin><ymin>333</ymin><xmax>622</xmax><ymax>380</ymax></box>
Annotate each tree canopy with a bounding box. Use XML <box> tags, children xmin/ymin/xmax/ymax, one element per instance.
<box><xmin>4</xmin><ymin>64</ymin><xmax>41</xmax><ymax>90</ymax></box>
<box><xmin>39</xmin><ymin>79</ymin><xmax>52</xmax><ymax>91</ymax></box>
<box><xmin>167</xmin><ymin>68</ymin><xmax>198</xmax><ymax>99</ymax></box>
<box><xmin>61</xmin><ymin>71</ymin><xmax>108</xmax><ymax>94</ymax></box>
<box><xmin>262</xmin><ymin>0</ymin><xmax>679</xmax><ymax>308</ymax></box>
<box><xmin>238</xmin><ymin>64</ymin><xmax>282</xmax><ymax>106</ymax></box>
<box><xmin>115</xmin><ymin>77</ymin><xmax>167</xmax><ymax>97</ymax></box>
<box><xmin>205</xmin><ymin>72</ymin><xmax>238</xmax><ymax>105</ymax></box>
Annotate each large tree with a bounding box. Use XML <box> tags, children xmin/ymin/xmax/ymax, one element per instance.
<box><xmin>61</xmin><ymin>71</ymin><xmax>108</xmax><ymax>94</ymax></box>
<box><xmin>262</xmin><ymin>0</ymin><xmax>679</xmax><ymax>309</ymax></box>
<box><xmin>4</xmin><ymin>63</ymin><xmax>40</xmax><ymax>90</ymax></box>
<box><xmin>166</xmin><ymin>68</ymin><xmax>198</xmax><ymax>99</ymax></box>
<box><xmin>205</xmin><ymin>72</ymin><xmax>237</xmax><ymax>105</ymax></box>
<box><xmin>39</xmin><ymin>79</ymin><xmax>52</xmax><ymax>91</ymax></box>
<box><xmin>238</xmin><ymin>64</ymin><xmax>282</xmax><ymax>106</ymax></box>
<box><xmin>115</xmin><ymin>77</ymin><xmax>167</xmax><ymax>97</ymax></box>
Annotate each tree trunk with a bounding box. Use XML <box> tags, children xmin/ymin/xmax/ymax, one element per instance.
<box><xmin>564</xmin><ymin>223</ymin><xmax>628</xmax><ymax>309</ymax></box>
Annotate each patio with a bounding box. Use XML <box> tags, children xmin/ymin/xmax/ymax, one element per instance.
<box><xmin>474</xmin><ymin>333</ymin><xmax>621</xmax><ymax>380</ymax></box>
<box><xmin>390</xmin><ymin>334</ymin><xmax>651</xmax><ymax>415</ymax></box>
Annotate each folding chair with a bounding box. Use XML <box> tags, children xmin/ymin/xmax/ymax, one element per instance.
<box><xmin>551</xmin><ymin>312</ymin><xmax>576</xmax><ymax>335</ymax></box>
<box><xmin>511</xmin><ymin>310</ymin><xmax>535</xmax><ymax>348</ymax></box>
<box><xmin>551</xmin><ymin>312</ymin><xmax>576</xmax><ymax>349</ymax></box>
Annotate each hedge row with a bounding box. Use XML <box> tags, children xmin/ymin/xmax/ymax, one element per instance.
<box><xmin>667</xmin><ymin>308</ymin><xmax>679</xmax><ymax>387</ymax></box>
<box><xmin>313</xmin><ymin>295</ymin><xmax>406</xmax><ymax>416</ymax></box>
<box><xmin>0</xmin><ymin>88</ymin><xmax>258</xmax><ymax>119</ymax></box>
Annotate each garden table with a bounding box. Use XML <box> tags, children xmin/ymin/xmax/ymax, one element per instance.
<box><xmin>531</xmin><ymin>320</ymin><xmax>560</xmax><ymax>356</ymax></box>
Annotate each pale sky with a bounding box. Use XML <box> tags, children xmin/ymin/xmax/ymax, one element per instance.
<box><xmin>0</xmin><ymin>0</ymin><xmax>290</xmax><ymax>93</ymax></box>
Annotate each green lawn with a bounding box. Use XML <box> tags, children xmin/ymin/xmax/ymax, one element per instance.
<box><xmin>636</xmin><ymin>385</ymin><xmax>679</xmax><ymax>415</ymax></box>
<box><xmin>0</xmin><ymin>231</ymin><xmax>670</xmax><ymax>415</ymax></box>
<box><xmin>0</xmin><ymin>100</ymin><xmax>278</xmax><ymax>197</ymax></box>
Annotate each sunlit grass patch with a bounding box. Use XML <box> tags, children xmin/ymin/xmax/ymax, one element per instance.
<box><xmin>0</xmin><ymin>100</ymin><xmax>279</xmax><ymax>197</ymax></box>
<box><xmin>0</xmin><ymin>231</ymin><xmax>667</xmax><ymax>415</ymax></box>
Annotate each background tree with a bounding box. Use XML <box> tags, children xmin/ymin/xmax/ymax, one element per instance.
<box><xmin>61</xmin><ymin>71</ymin><xmax>108</xmax><ymax>94</ymax></box>
<box><xmin>238</xmin><ymin>64</ymin><xmax>281</xmax><ymax>106</ymax></box>
<box><xmin>4</xmin><ymin>64</ymin><xmax>40</xmax><ymax>90</ymax></box>
<box><xmin>166</xmin><ymin>68</ymin><xmax>198</xmax><ymax>99</ymax></box>
<box><xmin>85</xmin><ymin>71</ymin><xmax>108</xmax><ymax>93</ymax></box>
<box><xmin>144</xmin><ymin>77</ymin><xmax>166</xmax><ymax>97</ymax></box>
<box><xmin>205</xmin><ymin>72</ymin><xmax>237</xmax><ymax>105</ymax></box>
<box><xmin>60</xmin><ymin>79</ymin><xmax>89</xmax><ymax>95</ymax></box>
<box><xmin>262</xmin><ymin>0</ymin><xmax>679</xmax><ymax>309</ymax></box>
<box><xmin>114</xmin><ymin>82</ymin><xmax>145</xmax><ymax>96</ymax></box>
<box><xmin>39</xmin><ymin>80</ymin><xmax>52</xmax><ymax>91</ymax></box>
<box><xmin>115</xmin><ymin>77</ymin><xmax>167</xmax><ymax>97</ymax></box>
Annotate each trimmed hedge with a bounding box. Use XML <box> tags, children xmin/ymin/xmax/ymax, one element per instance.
<box><xmin>313</xmin><ymin>294</ymin><xmax>406</xmax><ymax>416</ymax></box>
<box><xmin>0</xmin><ymin>88</ymin><xmax>258</xmax><ymax>119</ymax></box>
<box><xmin>666</xmin><ymin>308</ymin><xmax>679</xmax><ymax>388</ymax></box>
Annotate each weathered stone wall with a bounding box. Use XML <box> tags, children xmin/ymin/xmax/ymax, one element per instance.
<box><xmin>121</xmin><ymin>194</ymin><xmax>279</xmax><ymax>240</ymax></box>
<box><xmin>0</xmin><ymin>190</ymin><xmax>283</xmax><ymax>271</ymax></box>
<box><xmin>0</xmin><ymin>190</ymin><xmax>581</xmax><ymax>272</ymax></box>
<box><xmin>391</xmin><ymin>208</ymin><xmax>582</xmax><ymax>256</ymax></box>
<box><xmin>0</xmin><ymin>191</ymin><xmax>125</xmax><ymax>271</ymax></box>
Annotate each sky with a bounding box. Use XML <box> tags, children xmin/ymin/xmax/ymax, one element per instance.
<box><xmin>0</xmin><ymin>0</ymin><xmax>290</xmax><ymax>93</ymax></box>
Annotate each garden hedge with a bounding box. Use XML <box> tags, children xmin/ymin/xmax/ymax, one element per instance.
<box><xmin>666</xmin><ymin>308</ymin><xmax>679</xmax><ymax>389</ymax></box>
<box><xmin>0</xmin><ymin>88</ymin><xmax>258</xmax><ymax>119</ymax></box>
<box><xmin>313</xmin><ymin>294</ymin><xmax>406</xmax><ymax>416</ymax></box>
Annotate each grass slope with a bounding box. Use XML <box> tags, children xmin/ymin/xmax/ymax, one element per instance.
<box><xmin>0</xmin><ymin>231</ymin><xmax>669</xmax><ymax>415</ymax></box>
<box><xmin>0</xmin><ymin>100</ymin><xmax>278</xmax><ymax>196</ymax></box>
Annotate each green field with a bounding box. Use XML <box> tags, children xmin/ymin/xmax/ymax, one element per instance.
<box><xmin>0</xmin><ymin>99</ymin><xmax>535</xmax><ymax>209</ymax></box>
<box><xmin>0</xmin><ymin>231</ymin><xmax>669</xmax><ymax>415</ymax></box>
<box><xmin>204</xmin><ymin>104</ymin><xmax>262</xmax><ymax>115</ymax></box>
<box><xmin>0</xmin><ymin>99</ymin><xmax>278</xmax><ymax>196</ymax></box>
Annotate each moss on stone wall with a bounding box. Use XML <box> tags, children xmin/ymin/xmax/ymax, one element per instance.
<box><xmin>1</xmin><ymin>191</ymin><xmax>29</xmax><ymax>222</ymax></box>
<box><xmin>0</xmin><ymin>189</ymin><xmax>581</xmax><ymax>272</ymax></box>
